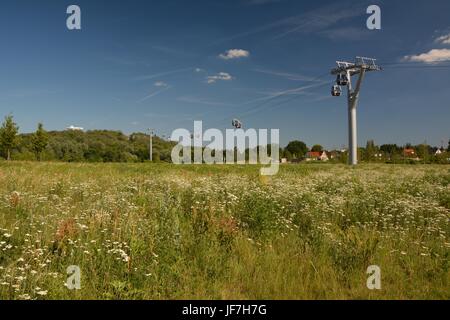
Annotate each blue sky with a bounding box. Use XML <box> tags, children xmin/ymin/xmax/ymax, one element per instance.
<box><xmin>0</xmin><ymin>0</ymin><xmax>449</xmax><ymax>149</ymax></box>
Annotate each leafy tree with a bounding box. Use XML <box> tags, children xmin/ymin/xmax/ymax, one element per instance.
<box><xmin>283</xmin><ymin>149</ymin><xmax>293</xmax><ymax>161</ymax></box>
<box><xmin>32</xmin><ymin>123</ymin><xmax>49</xmax><ymax>161</ymax></box>
<box><xmin>447</xmin><ymin>139</ymin><xmax>450</xmax><ymax>152</ymax></box>
<box><xmin>286</xmin><ymin>140</ymin><xmax>308</xmax><ymax>159</ymax></box>
<box><xmin>380</xmin><ymin>144</ymin><xmax>400</xmax><ymax>159</ymax></box>
<box><xmin>311</xmin><ymin>144</ymin><xmax>323</xmax><ymax>152</ymax></box>
<box><xmin>358</xmin><ymin>147</ymin><xmax>365</xmax><ymax>162</ymax></box>
<box><xmin>152</xmin><ymin>151</ymin><xmax>161</xmax><ymax>162</ymax></box>
<box><xmin>416</xmin><ymin>144</ymin><xmax>430</xmax><ymax>163</ymax></box>
<box><xmin>365</xmin><ymin>140</ymin><xmax>377</xmax><ymax>162</ymax></box>
<box><xmin>340</xmin><ymin>150</ymin><xmax>348</xmax><ymax>164</ymax></box>
<box><xmin>0</xmin><ymin>115</ymin><xmax>19</xmax><ymax>160</ymax></box>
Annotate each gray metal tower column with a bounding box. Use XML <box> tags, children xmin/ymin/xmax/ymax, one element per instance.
<box><xmin>331</xmin><ymin>57</ymin><xmax>379</xmax><ymax>166</ymax></box>
<box><xmin>348</xmin><ymin>68</ymin><xmax>365</xmax><ymax>165</ymax></box>
<box><xmin>347</xmin><ymin>71</ymin><xmax>356</xmax><ymax>165</ymax></box>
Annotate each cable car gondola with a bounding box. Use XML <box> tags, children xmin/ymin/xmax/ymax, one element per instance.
<box><xmin>336</xmin><ymin>73</ymin><xmax>349</xmax><ymax>86</ymax></box>
<box><xmin>231</xmin><ymin>119</ymin><xmax>242</xmax><ymax>129</ymax></box>
<box><xmin>331</xmin><ymin>84</ymin><xmax>342</xmax><ymax>97</ymax></box>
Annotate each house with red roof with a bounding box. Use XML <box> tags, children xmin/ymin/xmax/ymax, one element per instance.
<box><xmin>403</xmin><ymin>148</ymin><xmax>416</xmax><ymax>158</ymax></box>
<box><xmin>306</xmin><ymin>151</ymin><xmax>329</xmax><ymax>161</ymax></box>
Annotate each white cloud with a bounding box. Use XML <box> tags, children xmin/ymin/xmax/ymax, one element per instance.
<box><xmin>436</xmin><ymin>33</ymin><xmax>450</xmax><ymax>44</ymax></box>
<box><xmin>319</xmin><ymin>27</ymin><xmax>371</xmax><ymax>41</ymax></box>
<box><xmin>133</xmin><ymin>67</ymin><xmax>192</xmax><ymax>81</ymax></box>
<box><xmin>154</xmin><ymin>81</ymin><xmax>168</xmax><ymax>87</ymax></box>
<box><xmin>253</xmin><ymin>68</ymin><xmax>320</xmax><ymax>82</ymax></box>
<box><xmin>219</xmin><ymin>49</ymin><xmax>250</xmax><ymax>60</ymax></box>
<box><xmin>206</xmin><ymin>72</ymin><xmax>233</xmax><ymax>84</ymax></box>
<box><xmin>241</xmin><ymin>81</ymin><xmax>327</xmax><ymax>105</ymax></box>
<box><xmin>244</xmin><ymin>0</ymin><xmax>282</xmax><ymax>5</ymax></box>
<box><xmin>211</xmin><ymin>4</ymin><xmax>364</xmax><ymax>45</ymax></box>
<box><xmin>178</xmin><ymin>96</ymin><xmax>233</xmax><ymax>107</ymax></box>
<box><xmin>404</xmin><ymin>49</ymin><xmax>450</xmax><ymax>63</ymax></box>
<box><xmin>137</xmin><ymin>86</ymin><xmax>171</xmax><ymax>103</ymax></box>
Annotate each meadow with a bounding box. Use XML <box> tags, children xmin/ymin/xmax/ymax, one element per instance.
<box><xmin>0</xmin><ymin>161</ymin><xmax>448</xmax><ymax>300</ymax></box>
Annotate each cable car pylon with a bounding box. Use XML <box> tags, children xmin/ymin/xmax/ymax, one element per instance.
<box><xmin>330</xmin><ymin>57</ymin><xmax>381</xmax><ymax>165</ymax></box>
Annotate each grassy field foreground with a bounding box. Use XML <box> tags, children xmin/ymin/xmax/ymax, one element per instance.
<box><xmin>0</xmin><ymin>162</ymin><xmax>448</xmax><ymax>299</ymax></box>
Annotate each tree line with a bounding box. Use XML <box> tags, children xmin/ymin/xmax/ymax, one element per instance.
<box><xmin>0</xmin><ymin>115</ymin><xmax>175</xmax><ymax>163</ymax></box>
<box><xmin>0</xmin><ymin>115</ymin><xmax>449</xmax><ymax>164</ymax></box>
<box><xmin>282</xmin><ymin>139</ymin><xmax>450</xmax><ymax>164</ymax></box>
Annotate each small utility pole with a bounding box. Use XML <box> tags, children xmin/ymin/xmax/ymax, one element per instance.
<box><xmin>331</xmin><ymin>57</ymin><xmax>381</xmax><ymax>165</ymax></box>
<box><xmin>148</xmin><ymin>128</ymin><xmax>154</xmax><ymax>162</ymax></box>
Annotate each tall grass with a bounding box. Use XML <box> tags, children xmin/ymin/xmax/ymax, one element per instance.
<box><xmin>0</xmin><ymin>161</ymin><xmax>448</xmax><ymax>299</ymax></box>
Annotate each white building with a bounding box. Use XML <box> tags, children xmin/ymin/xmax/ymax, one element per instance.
<box><xmin>67</xmin><ymin>125</ymin><xmax>84</xmax><ymax>131</ymax></box>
